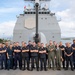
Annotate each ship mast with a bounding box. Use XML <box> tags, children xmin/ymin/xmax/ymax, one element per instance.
<box><xmin>24</xmin><ymin>0</ymin><xmax>51</xmax><ymax>43</ymax></box>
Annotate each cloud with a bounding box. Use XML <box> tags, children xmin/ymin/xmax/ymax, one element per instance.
<box><xmin>0</xmin><ymin>21</ymin><xmax>15</xmax><ymax>38</ymax></box>
<box><xmin>57</xmin><ymin>8</ymin><xmax>75</xmax><ymax>37</ymax></box>
<box><xmin>51</xmin><ymin>0</ymin><xmax>75</xmax><ymax>38</ymax></box>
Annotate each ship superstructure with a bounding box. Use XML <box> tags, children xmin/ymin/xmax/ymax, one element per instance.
<box><xmin>13</xmin><ymin>0</ymin><xmax>61</xmax><ymax>44</ymax></box>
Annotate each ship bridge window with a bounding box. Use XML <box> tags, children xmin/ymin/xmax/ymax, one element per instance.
<box><xmin>25</xmin><ymin>12</ymin><xmax>36</xmax><ymax>14</ymax></box>
<box><xmin>45</xmin><ymin>12</ymin><xmax>50</xmax><ymax>14</ymax></box>
<box><xmin>31</xmin><ymin>12</ymin><xmax>35</xmax><ymax>14</ymax></box>
<box><xmin>33</xmin><ymin>12</ymin><xmax>35</xmax><ymax>14</ymax></box>
<box><xmin>27</xmin><ymin>12</ymin><xmax>29</xmax><ymax>14</ymax></box>
<box><xmin>39</xmin><ymin>12</ymin><xmax>41</xmax><ymax>14</ymax></box>
<box><xmin>46</xmin><ymin>12</ymin><xmax>49</xmax><ymax>14</ymax></box>
<box><xmin>31</xmin><ymin>12</ymin><xmax>33</xmax><ymax>14</ymax></box>
<box><xmin>29</xmin><ymin>12</ymin><xmax>31</xmax><ymax>14</ymax></box>
<box><xmin>25</xmin><ymin>12</ymin><xmax>27</xmax><ymax>14</ymax></box>
<box><xmin>24</xmin><ymin>12</ymin><xmax>49</xmax><ymax>14</ymax></box>
<box><xmin>45</xmin><ymin>12</ymin><xmax>47</xmax><ymax>14</ymax></box>
<box><xmin>42</xmin><ymin>12</ymin><xmax>44</xmax><ymax>14</ymax></box>
<box><xmin>40</xmin><ymin>12</ymin><xmax>50</xmax><ymax>14</ymax></box>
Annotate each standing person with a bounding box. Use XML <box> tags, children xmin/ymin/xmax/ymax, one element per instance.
<box><xmin>5</xmin><ymin>42</ymin><xmax>9</xmax><ymax>50</ymax></box>
<box><xmin>30</xmin><ymin>42</ymin><xmax>39</xmax><ymax>71</ymax></box>
<box><xmin>27</xmin><ymin>41</ymin><xmax>33</xmax><ymax>67</ymax></box>
<box><xmin>53</xmin><ymin>41</ymin><xmax>57</xmax><ymax>68</ymax></box>
<box><xmin>12</xmin><ymin>42</ymin><xmax>16</xmax><ymax>69</ymax></box>
<box><xmin>39</xmin><ymin>43</ymin><xmax>47</xmax><ymax>71</ymax></box>
<box><xmin>55</xmin><ymin>43</ymin><xmax>63</xmax><ymax>70</ymax></box>
<box><xmin>37</xmin><ymin>42</ymin><xmax>41</xmax><ymax>69</ymax></box>
<box><xmin>65</xmin><ymin>42</ymin><xmax>74</xmax><ymax>71</ymax></box>
<box><xmin>27</xmin><ymin>40</ymin><xmax>33</xmax><ymax>59</ymax></box>
<box><xmin>48</xmin><ymin>40</ymin><xmax>55</xmax><ymax>70</ymax></box>
<box><xmin>14</xmin><ymin>42</ymin><xmax>22</xmax><ymax>70</ymax></box>
<box><xmin>71</xmin><ymin>39</ymin><xmax>75</xmax><ymax>69</ymax></box>
<box><xmin>0</xmin><ymin>43</ymin><xmax>3</xmax><ymax>70</ymax></box>
<box><xmin>21</xmin><ymin>42</ymin><xmax>30</xmax><ymax>71</ymax></box>
<box><xmin>5</xmin><ymin>41</ymin><xmax>9</xmax><ymax>69</ymax></box>
<box><xmin>59</xmin><ymin>41</ymin><xmax>65</xmax><ymax>69</ymax></box>
<box><xmin>7</xmin><ymin>44</ymin><xmax>13</xmax><ymax>70</ymax></box>
<box><xmin>1</xmin><ymin>43</ymin><xmax>7</xmax><ymax>70</ymax></box>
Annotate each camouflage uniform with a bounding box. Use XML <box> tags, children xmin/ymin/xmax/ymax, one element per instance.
<box><xmin>48</xmin><ymin>45</ymin><xmax>55</xmax><ymax>70</ymax></box>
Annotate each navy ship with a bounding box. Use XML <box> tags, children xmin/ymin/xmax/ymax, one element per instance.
<box><xmin>13</xmin><ymin>0</ymin><xmax>61</xmax><ymax>44</ymax></box>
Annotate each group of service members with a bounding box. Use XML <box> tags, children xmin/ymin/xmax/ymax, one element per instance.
<box><xmin>0</xmin><ymin>40</ymin><xmax>75</xmax><ymax>71</ymax></box>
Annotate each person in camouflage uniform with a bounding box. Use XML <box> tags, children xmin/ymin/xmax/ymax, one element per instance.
<box><xmin>48</xmin><ymin>40</ymin><xmax>56</xmax><ymax>70</ymax></box>
<box><xmin>55</xmin><ymin>43</ymin><xmax>63</xmax><ymax>70</ymax></box>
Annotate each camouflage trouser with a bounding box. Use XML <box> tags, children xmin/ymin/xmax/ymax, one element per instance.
<box><xmin>48</xmin><ymin>53</ymin><xmax>55</xmax><ymax>69</ymax></box>
<box><xmin>56</xmin><ymin>56</ymin><xmax>61</xmax><ymax>69</ymax></box>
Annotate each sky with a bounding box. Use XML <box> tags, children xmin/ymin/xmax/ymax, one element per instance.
<box><xmin>0</xmin><ymin>0</ymin><xmax>75</xmax><ymax>39</ymax></box>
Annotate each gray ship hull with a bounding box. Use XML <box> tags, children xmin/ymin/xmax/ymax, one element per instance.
<box><xmin>13</xmin><ymin>13</ymin><xmax>61</xmax><ymax>44</ymax></box>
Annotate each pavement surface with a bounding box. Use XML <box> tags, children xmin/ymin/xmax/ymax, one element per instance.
<box><xmin>0</xmin><ymin>69</ymin><xmax>75</xmax><ymax>75</ymax></box>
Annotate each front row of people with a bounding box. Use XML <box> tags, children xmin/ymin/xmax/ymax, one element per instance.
<box><xmin>0</xmin><ymin>40</ymin><xmax>75</xmax><ymax>71</ymax></box>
